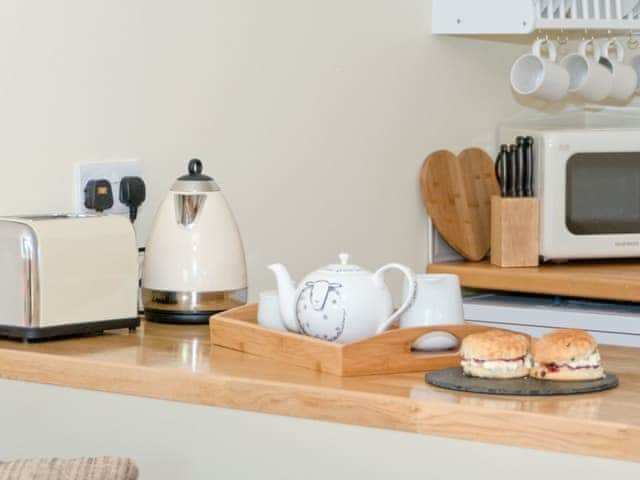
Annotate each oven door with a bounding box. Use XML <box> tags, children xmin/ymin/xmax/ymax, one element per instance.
<box><xmin>541</xmin><ymin>131</ymin><xmax>640</xmax><ymax>260</ymax></box>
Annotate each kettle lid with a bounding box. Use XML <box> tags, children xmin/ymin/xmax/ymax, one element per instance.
<box><xmin>172</xmin><ymin>159</ymin><xmax>220</xmax><ymax>192</ymax></box>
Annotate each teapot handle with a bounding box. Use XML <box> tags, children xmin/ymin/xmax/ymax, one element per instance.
<box><xmin>373</xmin><ymin>263</ymin><xmax>416</xmax><ymax>335</ymax></box>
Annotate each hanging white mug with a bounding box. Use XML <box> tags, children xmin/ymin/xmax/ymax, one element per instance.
<box><xmin>510</xmin><ymin>38</ymin><xmax>570</xmax><ymax>102</ymax></box>
<box><xmin>599</xmin><ymin>38</ymin><xmax>637</xmax><ymax>101</ymax></box>
<box><xmin>399</xmin><ymin>274</ymin><xmax>464</xmax><ymax>351</ymax></box>
<box><xmin>560</xmin><ymin>39</ymin><xmax>613</xmax><ymax>102</ymax></box>
<box><xmin>627</xmin><ymin>50</ymin><xmax>640</xmax><ymax>93</ymax></box>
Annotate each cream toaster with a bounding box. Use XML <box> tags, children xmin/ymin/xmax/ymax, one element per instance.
<box><xmin>0</xmin><ymin>214</ymin><xmax>139</xmax><ymax>340</ymax></box>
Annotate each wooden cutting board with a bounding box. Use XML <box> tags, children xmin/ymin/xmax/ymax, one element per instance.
<box><xmin>420</xmin><ymin>148</ymin><xmax>500</xmax><ymax>261</ymax></box>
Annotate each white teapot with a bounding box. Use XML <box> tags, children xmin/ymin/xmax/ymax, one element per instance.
<box><xmin>268</xmin><ymin>254</ymin><xmax>416</xmax><ymax>344</ymax></box>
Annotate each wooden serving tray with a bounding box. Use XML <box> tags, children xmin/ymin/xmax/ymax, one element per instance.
<box><xmin>210</xmin><ymin>304</ymin><xmax>493</xmax><ymax>377</ymax></box>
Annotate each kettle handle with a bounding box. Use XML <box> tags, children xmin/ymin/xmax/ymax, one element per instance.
<box><xmin>373</xmin><ymin>264</ymin><xmax>416</xmax><ymax>335</ymax></box>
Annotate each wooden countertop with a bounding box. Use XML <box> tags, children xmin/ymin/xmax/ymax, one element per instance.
<box><xmin>428</xmin><ymin>260</ymin><xmax>640</xmax><ymax>302</ymax></box>
<box><xmin>0</xmin><ymin>321</ymin><xmax>638</xmax><ymax>462</ymax></box>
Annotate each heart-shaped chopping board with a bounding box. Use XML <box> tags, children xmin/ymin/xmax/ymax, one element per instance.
<box><xmin>420</xmin><ymin>148</ymin><xmax>500</xmax><ymax>261</ymax></box>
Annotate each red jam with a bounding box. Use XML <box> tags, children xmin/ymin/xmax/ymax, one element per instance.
<box><xmin>544</xmin><ymin>362</ymin><xmax>600</xmax><ymax>371</ymax></box>
<box><xmin>464</xmin><ymin>355</ymin><xmax>526</xmax><ymax>363</ymax></box>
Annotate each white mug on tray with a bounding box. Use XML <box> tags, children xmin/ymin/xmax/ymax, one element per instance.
<box><xmin>258</xmin><ymin>290</ymin><xmax>291</xmax><ymax>332</ymax></box>
<box><xmin>399</xmin><ymin>273</ymin><xmax>464</xmax><ymax>351</ymax></box>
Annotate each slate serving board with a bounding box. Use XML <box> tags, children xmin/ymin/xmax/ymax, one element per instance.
<box><xmin>426</xmin><ymin>367</ymin><xmax>619</xmax><ymax>396</ymax></box>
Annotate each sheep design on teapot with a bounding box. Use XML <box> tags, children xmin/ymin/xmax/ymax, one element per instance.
<box><xmin>295</xmin><ymin>280</ymin><xmax>346</xmax><ymax>341</ymax></box>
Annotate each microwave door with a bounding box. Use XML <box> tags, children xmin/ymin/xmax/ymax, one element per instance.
<box><xmin>566</xmin><ymin>153</ymin><xmax>640</xmax><ymax>235</ymax></box>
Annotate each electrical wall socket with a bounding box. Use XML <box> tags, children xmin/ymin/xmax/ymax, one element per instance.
<box><xmin>74</xmin><ymin>160</ymin><xmax>143</xmax><ymax>214</ymax></box>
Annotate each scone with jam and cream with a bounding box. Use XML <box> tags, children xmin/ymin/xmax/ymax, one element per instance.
<box><xmin>530</xmin><ymin>329</ymin><xmax>604</xmax><ymax>381</ymax></box>
<box><xmin>460</xmin><ymin>329</ymin><xmax>531</xmax><ymax>379</ymax></box>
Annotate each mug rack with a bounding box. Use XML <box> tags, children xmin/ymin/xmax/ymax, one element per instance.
<box><xmin>433</xmin><ymin>0</ymin><xmax>640</xmax><ymax>35</ymax></box>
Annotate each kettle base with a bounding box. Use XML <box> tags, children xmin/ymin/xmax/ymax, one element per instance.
<box><xmin>144</xmin><ymin>308</ymin><xmax>220</xmax><ymax>325</ymax></box>
<box><xmin>142</xmin><ymin>288</ymin><xmax>248</xmax><ymax>324</ymax></box>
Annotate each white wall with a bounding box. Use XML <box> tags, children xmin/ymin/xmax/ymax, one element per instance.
<box><xmin>0</xmin><ymin>0</ymin><xmax>526</xmax><ymax>298</ymax></box>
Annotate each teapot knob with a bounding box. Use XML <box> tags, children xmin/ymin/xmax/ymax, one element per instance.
<box><xmin>338</xmin><ymin>253</ymin><xmax>349</xmax><ymax>265</ymax></box>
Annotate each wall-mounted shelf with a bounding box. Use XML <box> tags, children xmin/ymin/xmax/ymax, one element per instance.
<box><xmin>433</xmin><ymin>0</ymin><xmax>640</xmax><ymax>35</ymax></box>
<box><xmin>428</xmin><ymin>259</ymin><xmax>640</xmax><ymax>303</ymax></box>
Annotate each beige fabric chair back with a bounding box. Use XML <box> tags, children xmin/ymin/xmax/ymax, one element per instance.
<box><xmin>0</xmin><ymin>457</ymin><xmax>138</xmax><ymax>480</ymax></box>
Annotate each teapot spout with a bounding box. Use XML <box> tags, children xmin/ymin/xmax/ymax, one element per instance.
<box><xmin>267</xmin><ymin>264</ymin><xmax>299</xmax><ymax>332</ymax></box>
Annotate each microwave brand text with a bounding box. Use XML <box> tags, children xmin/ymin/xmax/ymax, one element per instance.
<box><xmin>615</xmin><ymin>241</ymin><xmax>640</xmax><ymax>247</ymax></box>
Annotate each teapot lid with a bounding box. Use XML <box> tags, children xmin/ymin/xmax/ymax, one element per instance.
<box><xmin>172</xmin><ymin>159</ymin><xmax>220</xmax><ymax>193</ymax></box>
<box><xmin>320</xmin><ymin>253</ymin><xmax>366</xmax><ymax>273</ymax></box>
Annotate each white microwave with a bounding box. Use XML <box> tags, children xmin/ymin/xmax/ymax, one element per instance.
<box><xmin>500</xmin><ymin>126</ymin><xmax>640</xmax><ymax>261</ymax></box>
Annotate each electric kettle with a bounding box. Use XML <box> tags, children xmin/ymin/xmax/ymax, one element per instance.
<box><xmin>142</xmin><ymin>159</ymin><xmax>247</xmax><ymax>323</ymax></box>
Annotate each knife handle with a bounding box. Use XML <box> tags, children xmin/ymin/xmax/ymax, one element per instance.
<box><xmin>507</xmin><ymin>144</ymin><xmax>517</xmax><ymax>197</ymax></box>
<box><xmin>495</xmin><ymin>145</ymin><xmax>508</xmax><ymax>197</ymax></box>
<box><xmin>516</xmin><ymin>137</ymin><xmax>525</xmax><ymax>197</ymax></box>
<box><xmin>524</xmin><ymin>136</ymin><xmax>534</xmax><ymax>197</ymax></box>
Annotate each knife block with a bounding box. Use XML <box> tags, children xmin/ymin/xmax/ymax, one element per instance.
<box><xmin>491</xmin><ymin>196</ymin><xmax>539</xmax><ymax>268</ymax></box>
